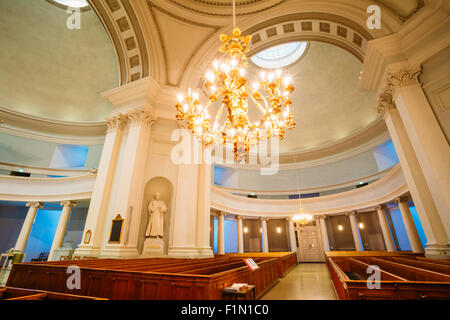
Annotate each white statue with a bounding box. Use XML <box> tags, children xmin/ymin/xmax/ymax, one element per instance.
<box><xmin>145</xmin><ymin>192</ymin><xmax>167</xmax><ymax>238</ymax></box>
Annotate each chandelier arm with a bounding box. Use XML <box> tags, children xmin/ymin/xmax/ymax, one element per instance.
<box><xmin>214</xmin><ymin>103</ymin><xmax>225</xmax><ymax>126</ymax></box>
<box><xmin>245</xmin><ymin>85</ymin><xmax>267</xmax><ymax>115</ymax></box>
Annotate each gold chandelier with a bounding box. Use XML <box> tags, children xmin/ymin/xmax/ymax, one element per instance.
<box><xmin>175</xmin><ymin>5</ymin><xmax>295</xmax><ymax>160</ymax></box>
<box><xmin>292</xmin><ymin>213</ymin><xmax>313</xmax><ymax>227</ymax></box>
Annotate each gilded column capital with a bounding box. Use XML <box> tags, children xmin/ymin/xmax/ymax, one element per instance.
<box><xmin>374</xmin><ymin>204</ymin><xmax>386</xmax><ymax>211</ymax></box>
<box><xmin>26</xmin><ymin>202</ymin><xmax>43</xmax><ymax>209</ymax></box>
<box><xmin>61</xmin><ymin>200</ymin><xmax>77</xmax><ymax>208</ymax></box>
<box><xmin>218</xmin><ymin>211</ymin><xmax>226</xmax><ymax>217</ymax></box>
<box><xmin>375</xmin><ymin>90</ymin><xmax>396</xmax><ymax>115</ymax></box>
<box><xmin>316</xmin><ymin>215</ymin><xmax>326</xmax><ymax>220</ymax></box>
<box><xmin>346</xmin><ymin>211</ymin><xmax>357</xmax><ymax>216</ymax></box>
<box><xmin>236</xmin><ymin>215</ymin><xmax>243</xmax><ymax>221</ymax></box>
<box><xmin>106</xmin><ymin>113</ymin><xmax>128</xmax><ymax>133</ymax></box>
<box><xmin>394</xmin><ymin>197</ymin><xmax>409</xmax><ymax>205</ymax></box>
<box><xmin>128</xmin><ymin>109</ymin><xmax>156</xmax><ymax>128</ymax></box>
<box><xmin>385</xmin><ymin>68</ymin><xmax>422</xmax><ymax>90</ymax></box>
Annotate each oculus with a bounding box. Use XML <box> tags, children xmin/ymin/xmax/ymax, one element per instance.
<box><xmin>250</xmin><ymin>42</ymin><xmax>308</xmax><ymax>69</ymax></box>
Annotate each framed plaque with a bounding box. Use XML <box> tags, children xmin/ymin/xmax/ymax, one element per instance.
<box><xmin>109</xmin><ymin>214</ymin><xmax>124</xmax><ymax>243</ymax></box>
<box><xmin>83</xmin><ymin>229</ymin><xmax>92</xmax><ymax>244</ymax></box>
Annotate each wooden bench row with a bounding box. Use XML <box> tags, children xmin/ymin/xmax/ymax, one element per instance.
<box><xmin>226</xmin><ymin>252</ymin><xmax>297</xmax><ymax>278</ymax></box>
<box><xmin>7</xmin><ymin>256</ymin><xmax>281</xmax><ymax>300</ymax></box>
<box><xmin>0</xmin><ymin>287</ymin><xmax>107</xmax><ymax>300</ymax></box>
<box><xmin>325</xmin><ymin>252</ymin><xmax>450</xmax><ymax>300</ymax></box>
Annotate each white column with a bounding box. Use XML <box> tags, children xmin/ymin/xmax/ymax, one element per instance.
<box><xmin>103</xmin><ymin>109</ymin><xmax>154</xmax><ymax>257</ymax></box>
<box><xmin>237</xmin><ymin>216</ymin><xmax>244</xmax><ymax>253</ymax></box>
<box><xmin>195</xmin><ymin>147</ymin><xmax>213</xmax><ymax>256</ymax></box>
<box><xmin>48</xmin><ymin>201</ymin><xmax>76</xmax><ymax>261</ymax></box>
<box><xmin>169</xmin><ymin>135</ymin><xmax>213</xmax><ymax>258</ymax></box>
<box><xmin>375</xmin><ymin>205</ymin><xmax>396</xmax><ymax>252</ymax></box>
<box><xmin>287</xmin><ymin>218</ymin><xmax>297</xmax><ymax>252</ymax></box>
<box><xmin>75</xmin><ymin>114</ymin><xmax>127</xmax><ymax>256</ymax></box>
<box><xmin>390</xmin><ymin>70</ymin><xmax>450</xmax><ymax>237</ymax></box>
<box><xmin>217</xmin><ymin>212</ymin><xmax>225</xmax><ymax>255</ymax></box>
<box><xmin>396</xmin><ymin>198</ymin><xmax>424</xmax><ymax>253</ymax></box>
<box><xmin>378</xmin><ymin>91</ymin><xmax>449</xmax><ymax>257</ymax></box>
<box><xmin>348</xmin><ymin>211</ymin><xmax>363</xmax><ymax>251</ymax></box>
<box><xmin>261</xmin><ymin>218</ymin><xmax>269</xmax><ymax>253</ymax></box>
<box><xmin>318</xmin><ymin>216</ymin><xmax>330</xmax><ymax>252</ymax></box>
<box><xmin>15</xmin><ymin>202</ymin><xmax>43</xmax><ymax>252</ymax></box>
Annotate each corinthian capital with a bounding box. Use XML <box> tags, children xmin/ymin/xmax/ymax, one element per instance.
<box><xmin>385</xmin><ymin>68</ymin><xmax>422</xmax><ymax>90</ymax></box>
<box><xmin>375</xmin><ymin>90</ymin><xmax>396</xmax><ymax>115</ymax></box>
<box><xmin>106</xmin><ymin>114</ymin><xmax>128</xmax><ymax>133</ymax></box>
<box><xmin>128</xmin><ymin>109</ymin><xmax>156</xmax><ymax>127</ymax></box>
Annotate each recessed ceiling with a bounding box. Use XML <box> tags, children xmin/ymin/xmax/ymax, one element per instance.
<box><xmin>0</xmin><ymin>0</ymin><xmax>119</xmax><ymax>122</ymax></box>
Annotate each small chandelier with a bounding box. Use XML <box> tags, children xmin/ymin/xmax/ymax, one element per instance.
<box><xmin>175</xmin><ymin>2</ymin><xmax>295</xmax><ymax>160</ymax></box>
<box><xmin>292</xmin><ymin>211</ymin><xmax>313</xmax><ymax>227</ymax></box>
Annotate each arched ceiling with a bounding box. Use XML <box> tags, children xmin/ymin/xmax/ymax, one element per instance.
<box><xmin>0</xmin><ymin>0</ymin><xmax>119</xmax><ymax>122</ymax></box>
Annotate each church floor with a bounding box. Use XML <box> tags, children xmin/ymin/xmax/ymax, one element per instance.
<box><xmin>261</xmin><ymin>263</ymin><xmax>338</xmax><ymax>300</ymax></box>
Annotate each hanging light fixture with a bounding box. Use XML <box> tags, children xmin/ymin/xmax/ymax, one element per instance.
<box><xmin>292</xmin><ymin>211</ymin><xmax>313</xmax><ymax>227</ymax></box>
<box><xmin>175</xmin><ymin>0</ymin><xmax>295</xmax><ymax>160</ymax></box>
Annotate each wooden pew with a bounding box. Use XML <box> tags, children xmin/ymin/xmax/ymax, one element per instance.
<box><xmin>6</xmin><ymin>256</ymin><xmax>280</xmax><ymax>300</ymax></box>
<box><xmin>325</xmin><ymin>252</ymin><xmax>450</xmax><ymax>300</ymax></box>
<box><xmin>0</xmin><ymin>287</ymin><xmax>107</xmax><ymax>300</ymax></box>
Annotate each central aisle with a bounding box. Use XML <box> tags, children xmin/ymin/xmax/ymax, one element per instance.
<box><xmin>261</xmin><ymin>263</ymin><xmax>338</xmax><ymax>300</ymax></box>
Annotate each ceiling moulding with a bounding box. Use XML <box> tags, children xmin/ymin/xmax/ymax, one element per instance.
<box><xmin>374</xmin><ymin>0</ymin><xmax>424</xmax><ymax>23</ymax></box>
<box><xmin>210</xmin><ymin>164</ymin><xmax>408</xmax><ymax>217</ymax></box>
<box><xmin>89</xmin><ymin>0</ymin><xmax>150</xmax><ymax>85</ymax></box>
<box><xmin>0</xmin><ymin>106</ymin><xmax>106</xmax><ymax>145</ymax></box>
<box><xmin>215</xmin><ymin>167</ymin><xmax>391</xmax><ymax>196</ymax></box>
<box><xmin>360</xmin><ymin>4</ymin><xmax>450</xmax><ymax>92</ymax></box>
<box><xmin>215</xmin><ymin>120</ymin><xmax>389</xmax><ymax>169</ymax></box>
<box><xmin>167</xmin><ymin>0</ymin><xmax>286</xmax><ymax>17</ymax></box>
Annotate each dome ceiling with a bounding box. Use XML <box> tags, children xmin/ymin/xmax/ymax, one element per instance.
<box><xmin>0</xmin><ymin>0</ymin><xmax>119</xmax><ymax>122</ymax></box>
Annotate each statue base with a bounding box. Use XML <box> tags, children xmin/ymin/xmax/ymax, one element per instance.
<box><xmin>142</xmin><ymin>237</ymin><xmax>164</xmax><ymax>256</ymax></box>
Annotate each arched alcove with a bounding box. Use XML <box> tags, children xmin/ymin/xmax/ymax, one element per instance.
<box><xmin>138</xmin><ymin>177</ymin><xmax>173</xmax><ymax>255</ymax></box>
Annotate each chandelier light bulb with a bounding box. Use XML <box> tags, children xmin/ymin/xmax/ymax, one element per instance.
<box><xmin>252</xmin><ymin>82</ymin><xmax>259</xmax><ymax>91</ymax></box>
<box><xmin>205</xmin><ymin>71</ymin><xmax>214</xmax><ymax>82</ymax></box>
<box><xmin>239</xmin><ymin>68</ymin><xmax>246</xmax><ymax>76</ymax></box>
<box><xmin>213</xmin><ymin>60</ymin><xmax>219</xmax><ymax>70</ymax></box>
<box><xmin>283</xmin><ymin>76</ymin><xmax>292</xmax><ymax>86</ymax></box>
<box><xmin>276</xmin><ymin>69</ymin><xmax>282</xmax><ymax>77</ymax></box>
<box><xmin>260</xmin><ymin>71</ymin><xmax>266</xmax><ymax>79</ymax></box>
<box><xmin>177</xmin><ymin>94</ymin><xmax>183</xmax><ymax>103</ymax></box>
<box><xmin>267</xmin><ymin>73</ymin><xmax>275</xmax><ymax>82</ymax></box>
<box><xmin>230</xmin><ymin>59</ymin><xmax>238</xmax><ymax>68</ymax></box>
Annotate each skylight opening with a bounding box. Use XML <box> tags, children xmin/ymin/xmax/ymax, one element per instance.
<box><xmin>250</xmin><ymin>42</ymin><xmax>308</xmax><ymax>69</ymax></box>
<box><xmin>53</xmin><ymin>0</ymin><xmax>89</xmax><ymax>8</ymax></box>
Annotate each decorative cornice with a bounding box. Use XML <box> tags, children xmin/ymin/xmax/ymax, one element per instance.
<box><xmin>106</xmin><ymin>114</ymin><xmax>128</xmax><ymax>133</ymax></box>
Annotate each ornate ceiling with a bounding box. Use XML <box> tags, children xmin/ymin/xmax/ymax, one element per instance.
<box><xmin>0</xmin><ymin>0</ymin><xmax>428</xmax><ymax>157</ymax></box>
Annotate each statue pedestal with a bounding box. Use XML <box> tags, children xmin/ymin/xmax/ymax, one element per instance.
<box><xmin>142</xmin><ymin>238</ymin><xmax>164</xmax><ymax>256</ymax></box>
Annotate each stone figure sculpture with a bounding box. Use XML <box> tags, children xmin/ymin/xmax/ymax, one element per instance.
<box><xmin>145</xmin><ymin>192</ymin><xmax>167</xmax><ymax>238</ymax></box>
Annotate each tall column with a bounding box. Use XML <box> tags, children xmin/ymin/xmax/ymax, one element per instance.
<box><xmin>102</xmin><ymin>109</ymin><xmax>155</xmax><ymax>257</ymax></box>
<box><xmin>396</xmin><ymin>198</ymin><xmax>424</xmax><ymax>253</ymax></box>
<box><xmin>348</xmin><ymin>211</ymin><xmax>363</xmax><ymax>251</ymax></box>
<box><xmin>375</xmin><ymin>205</ymin><xmax>396</xmax><ymax>252</ymax></box>
<box><xmin>48</xmin><ymin>201</ymin><xmax>76</xmax><ymax>261</ymax></box>
<box><xmin>237</xmin><ymin>216</ymin><xmax>244</xmax><ymax>253</ymax></box>
<box><xmin>195</xmin><ymin>147</ymin><xmax>213</xmax><ymax>256</ymax></box>
<box><xmin>287</xmin><ymin>218</ymin><xmax>297</xmax><ymax>252</ymax></box>
<box><xmin>377</xmin><ymin>89</ymin><xmax>449</xmax><ymax>257</ymax></box>
<box><xmin>217</xmin><ymin>212</ymin><xmax>225</xmax><ymax>255</ymax></box>
<box><xmin>75</xmin><ymin>114</ymin><xmax>127</xmax><ymax>256</ymax></box>
<box><xmin>318</xmin><ymin>216</ymin><xmax>330</xmax><ymax>252</ymax></box>
<box><xmin>390</xmin><ymin>69</ymin><xmax>450</xmax><ymax>232</ymax></box>
<box><xmin>261</xmin><ymin>218</ymin><xmax>269</xmax><ymax>253</ymax></box>
<box><xmin>15</xmin><ymin>202</ymin><xmax>42</xmax><ymax>252</ymax></box>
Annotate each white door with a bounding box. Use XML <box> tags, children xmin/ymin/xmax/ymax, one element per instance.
<box><xmin>297</xmin><ymin>225</ymin><xmax>325</xmax><ymax>262</ymax></box>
